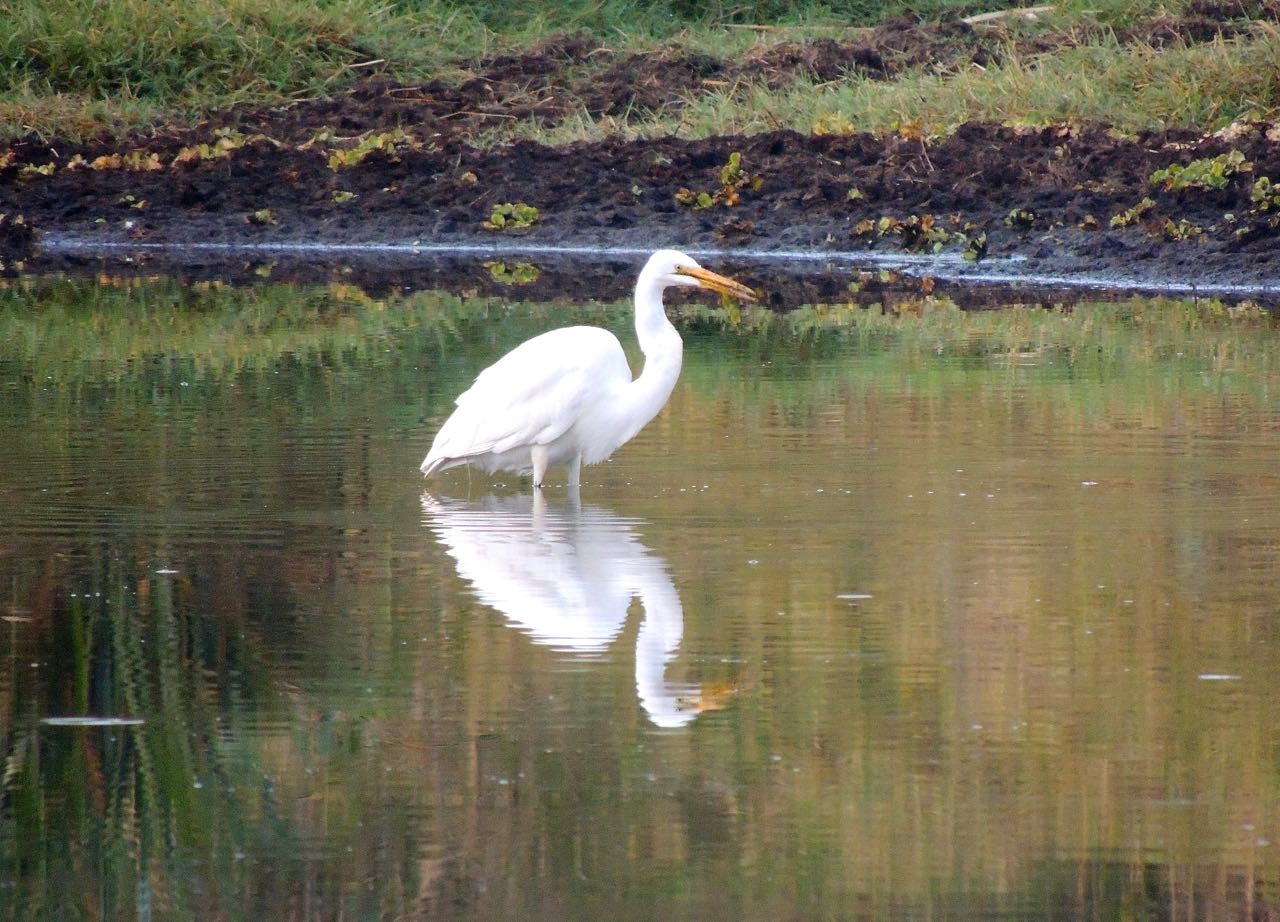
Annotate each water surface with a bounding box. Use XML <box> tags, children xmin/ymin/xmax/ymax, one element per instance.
<box><xmin>1</xmin><ymin>275</ymin><xmax>1279</xmax><ymax>920</ymax></box>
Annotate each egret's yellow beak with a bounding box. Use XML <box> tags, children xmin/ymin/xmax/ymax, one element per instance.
<box><xmin>676</xmin><ymin>265</ymin><xmax>758</xmax><ymax>301</ymax></box>
<box><xmin>688</xmin><ymin>680</ymin><xmax>739</xmax><ymax>714</ymax></box>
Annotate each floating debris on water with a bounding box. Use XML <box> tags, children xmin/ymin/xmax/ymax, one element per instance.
<box><xmin>1198</xmin><ymin>673</ymin><xmax>1243</xmax><ymax>681</ymax></box>
<box><xmin>42</xmin><ymin>716</ymin><xmax>146</xmax><ymax>727</ymax></box>
<box><xmin>837</xmin><ymin>593</ymin><xmax>874</xmax><ymax>601</ymax></box>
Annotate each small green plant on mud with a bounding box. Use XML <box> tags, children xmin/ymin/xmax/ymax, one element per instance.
<box><xmin>889</xmin><ymin>214</ymin><xmax>952</xmax><ymax>251</ymax></box>
<box><xmin>854</xmin><ymin>212</ymin><xmax>985</xmax><ymax>259</ymax></box>
<box><xmin>327</xmin><ymin>129</ymin><xmax>416</xmax><ymax>171</ymax></box>
<box><xmin>963</xmin><ymin>230</ymin><xmax>988</xmax><ymax>262</ymax></box>
<box><xmin>483</xmin><ymin>202</ymin><xmax>539</xmax><ymax>231</ymax></box>
<box><xmin>68</xmin><ymin>151</ymin><xmax>163</xmax><ymax>172</ymax></box>
<box><xmin>1229</xmin><ymin>175</ymin><xmax>1280</xmax><ymax>243</ymax></box>
<box><xmin>1109</xmin><ymin>197</ymin><xmax>1156</xmax><ymax>228</ymax></box>
<box><xmin>247</xmin><ymin>208</ymin><xmax>277</xmax><ymax>226</ymax></box>
<box><xmin>675</xmin><ymin>188</ymin><xmax>716</xmax><ymax>209</ymax></box>
<box><xmin>1004</xmin><ymin>208</ymin><xmax>1037</xmax><ymax>229</ymax></box>
<box><xmin>19</xmin><ymin>162</ymin><xmax>57</xmax><ymax>179</ymax></box>
<box><xmin>331</xmin><ymin>190</ymin><xmax>357</xmax><ymax>203</ymax></box>
<box><xmin>172</xmin><ymin>129</ymin><xmax>265</xmax><ymax>166</ymax></box>
<box><xmin>1250</xmin><ymin>176</ymin><xmax>1280</xmax><ymax>211</ymax></box>
<box><xmin>173</xmin><ymin>139</ymin><xmax>235</xmax><ymax>165</ymax></box>
<box><xmin>719</xmin><ymin>152</ymin><xmax>762</xmax><ymax>201</ymax></box>
<box><xmin>1150</xmin><ymin>150</ymin><xmax>1251</xmax><ymax>191</ymax></box>
<box><xmin>485</xmin><ymin>260</ymin><xmax>540</xmax><ymax>285</ymax></box>
<box><xmin>676</xmin><ymin>151</ymin><xmax>762</xmax><ymax>210</ymax></box>
<box><xmin>846</xmin><ymin>186</ymin><xmax>864</xmax><ymax>201</ymax></box>
<box><xmin>1159</xmin><ymin>218</ymin><xmax>1203</xmax><ymax>241</ymax></box>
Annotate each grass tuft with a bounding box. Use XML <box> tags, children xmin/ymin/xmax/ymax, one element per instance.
<box><xmin>483</xmin><ymin>30</ymin><xmax>1280</xmax><ymax>148</ymax></box>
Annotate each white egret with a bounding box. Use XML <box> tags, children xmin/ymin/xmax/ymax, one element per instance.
<box><xmin>420</xmin><ymin>249</ymin><xmax>756</xmax><ymax>487</ymax></box>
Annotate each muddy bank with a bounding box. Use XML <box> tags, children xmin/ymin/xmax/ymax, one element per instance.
<box><xmin>8</xmin><ymin>119</ymin><xmax>1280</xmax><ymax>296</ymax></box>
<box><xmin>3</xmin><ymin>10</ymin><xmax>1280</xmax><ymax>299</ymax></box>
<box><xmin>29</xmin><ymin>241</ymin><xmax>1280</xmax><ymax>312</ymax></box>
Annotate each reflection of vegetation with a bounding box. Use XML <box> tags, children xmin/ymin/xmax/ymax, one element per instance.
<box><xmin>0</xmin><ymin>558</ymin><xmax>262</xmax><ymax>918</ymax></box>
<box><xmin>4</xmin><ymin>276</ymin><xmax>1280</xmax><ymax>919</ymax></box>
<box><xmin>484</xmin><ymin>260</ymin><xmax>541</xmax><ymax>285</ymax></box>
<box><xmin>686</xmin><ymin>294</ymin><xmax>1279</xmax><ymax>367</ymax></box>
<box><xmin>5</xmin><ymin>276</ymin><xmax>1276</xmax><ymax>396</ymax></box>
<box><xmin>673</xmin><ymin>296</ymin><xmax>1280</xmax><ymax>435</ymax></box>
<box><xmin>0</xmin><ymin>276</ymin><xmax>525</xmax><ymax>382</ymax></box>
<box><xmin>0</xmin><ymin>544</ymin><xmax>440</xmax><ymax>919</ymax></box>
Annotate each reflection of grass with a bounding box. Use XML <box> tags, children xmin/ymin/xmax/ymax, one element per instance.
<box><xmin>689</xmin><ymin>293</ymin><xmax>1280</xmax><ymax>352</ymax></box>
<box><xmin>5</xmin><ymin>277</ymin><xmax>1278</xmax><ymax>413</ymax></box>
<box><xmin>682</xmin><ymin>296</ymin><xmax>1280</xmax><ymax>405</ymax></box>
<box><xmin>0</xmin><ymin>277</ymin><xmax>462</xmax><ymax>381</ymax></box>
<box><xmin>3</xmin><ymin>275</ymin><xmax>1274</xmax><ymax>368</ymax></box>
<box><xmin>0</xmin><ymin>535</ymin><xmax>454</xmax><ymax>918</ymax></box>
<box><xmin>0</xmin><ymin>560</ymin><xmax>248</xmax><ymax>919</ymax></box>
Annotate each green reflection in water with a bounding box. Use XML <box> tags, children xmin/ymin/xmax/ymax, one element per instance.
<box><xmin>1</xmin><ymin>276</ymin><xmax>1279</xmax><ymax>920</ymax></box>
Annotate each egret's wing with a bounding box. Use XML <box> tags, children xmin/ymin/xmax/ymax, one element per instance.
<box><xmin>425</xmin><ymin>327</ymin><xmax>627</xmax><ymax>468</ymax></box>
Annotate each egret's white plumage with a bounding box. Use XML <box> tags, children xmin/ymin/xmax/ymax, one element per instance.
<box><xmin>421</xmin><ymin>249</ymin><xmax>755</xmax><ymax>487</ymax></box>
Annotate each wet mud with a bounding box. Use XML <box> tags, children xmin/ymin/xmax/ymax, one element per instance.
<box><xmin>3</xmin><ymin>5</ymin><xmax>1280</xmax><ymax>301</ymax></box>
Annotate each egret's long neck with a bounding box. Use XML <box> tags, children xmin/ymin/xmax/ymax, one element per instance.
<box><xmin>618</xmin><ymin>272</ymin><xmax>683</xmax><ymax>437</ymax></box>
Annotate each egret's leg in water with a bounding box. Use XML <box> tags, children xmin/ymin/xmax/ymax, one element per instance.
<box><xmin>532</xmin><ymin>444</ymin><xmax>549</xmax><ymax>489</ymax></box>
<box><xmin>566</xmin><ymin>454</ymin><xmax>582</xmax><ymax>489</ymax></box>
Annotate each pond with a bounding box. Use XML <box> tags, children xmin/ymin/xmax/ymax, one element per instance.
<box><xmin>1</xmin><ymin>268</ymin><xmax>1279</xmax><ymax>921</ymax></box>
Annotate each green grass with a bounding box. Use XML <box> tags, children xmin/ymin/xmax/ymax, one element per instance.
<box><xmin>487</xmin><ymin>30</ymin><xmax>1280</xmax><ymax>147</ymax></box>
<box><xmin>0</xmin><ymin>0</ymin><xmax>1275</xmax><ymax>140</ymax></box>
<box><xmin>0</xmin><ymin>0</ymin><xmax>491</xmax><ymax>138</ymax></box>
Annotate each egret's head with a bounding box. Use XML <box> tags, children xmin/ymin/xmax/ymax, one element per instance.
<box><xmin>643</xmin><ymin>249</ymin><xmax>757</xmax><ymax>301</ymax></box>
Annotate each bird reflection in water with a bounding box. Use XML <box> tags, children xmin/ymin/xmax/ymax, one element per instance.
<box><xmin>421</xmin><ymin>490</ymin><xmax>730</xmax><ymax>728</ymax></box>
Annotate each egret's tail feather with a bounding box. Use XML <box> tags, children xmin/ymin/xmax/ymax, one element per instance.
<box><xmin>420</xmin><ymin>454</ymin><xmax>453</xmax><ymax>478</ymax></box>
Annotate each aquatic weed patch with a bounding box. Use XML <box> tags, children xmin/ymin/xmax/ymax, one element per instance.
<box><xmin>675</xmin><ymin>152</ymin><xmax>764</xmax><ymax>210</ymax></box>
<box><xmin>483</xmin><ymin>202</ymin><xmax>540</xmax><ymax>231</ymax></box>
<box><xmin>1150</xmin><ymin>149</ymin><xmax>1252</xmax><ymax>191</ymax></box>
